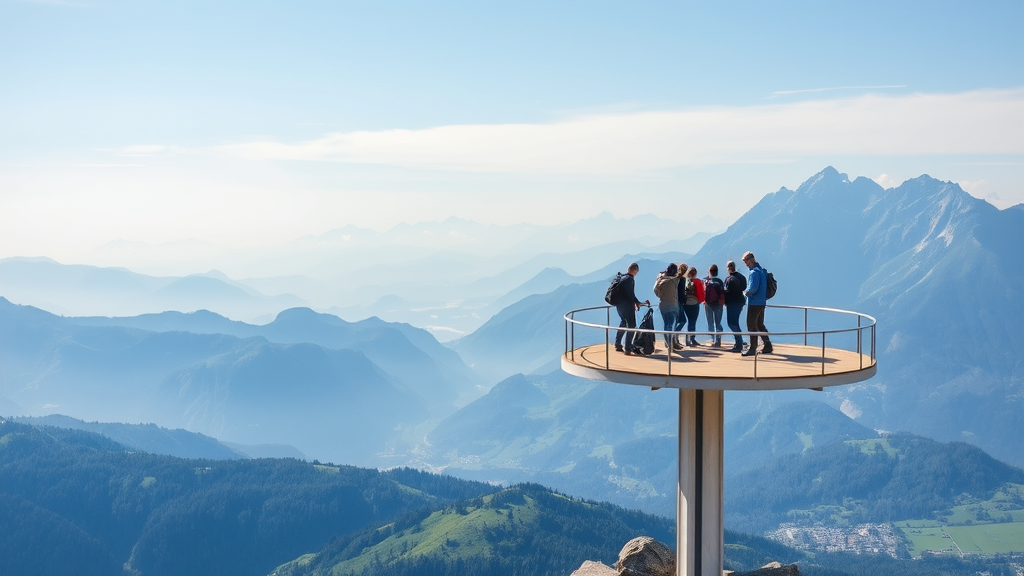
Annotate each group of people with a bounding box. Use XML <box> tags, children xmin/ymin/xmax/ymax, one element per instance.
<box><xmin>611</xmin><ymin>252</ymin><xmax>772</xmax><ymax>358</ymax></box>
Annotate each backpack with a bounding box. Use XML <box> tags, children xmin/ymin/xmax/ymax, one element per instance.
<box><xmin>635</xmin><ymin>308</ymin><xmax>656</xmax><ymax>355</ymax></box>
<box><xmin>765</xmin><ymin>271</ymin><xmax>778</xmax><ymax>300</ymax></box>
<box><xmin>605</xmin><ymin>273</ymin><xmax>625</xmax><ymax>305</ymax></box>
<box><xmin>704</xmin><ymin>277</ymin><xmax>724</xmax><ymax>305</ymax></box>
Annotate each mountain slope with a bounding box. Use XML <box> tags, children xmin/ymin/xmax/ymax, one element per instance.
<box><xmin>691</xmin><ymin>167</ymin><xmax>1024</xmax><ymax>465</ymax></box>
<box><xmin>726</xmin><ymin>432</ymin><xmax>1024</xmax><ymax>534</ymax></box>
<box><xmin>0</xmin><ymin>420</ymin><xmax>494</xmax><ymax>576</ymax></box>
<box><xmin>272</xmin><ymin>483</ymin><xmax>676</xmax><ymax>576</ymax></box>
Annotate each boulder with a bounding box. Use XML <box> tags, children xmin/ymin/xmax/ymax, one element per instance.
<box><xmin>736</xmin><ymin>561</ymin><xmax>801</xmax><ymax>576</ymax></box>
<box><xmin>570</xmin><ymin>560</ymin><xmax>618</xmax><ymax>576</ymax></box>
<box><xmin>615</xmin><ymin>536</ymin><xmax>676</xmax><ymax>576</ymax></box>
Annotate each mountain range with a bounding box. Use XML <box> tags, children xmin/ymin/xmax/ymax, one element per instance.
<box><xmin>2</xmin><ymin>213</ymin><xmax>715</xmax><ymax>339</ymax></box>
<box><xmin>442</xmin><ymin>167</ymin><xmax>1024</xmax><ymax>471</ymax></box>
<box><xmin>0</xmin><ymin>299</ymin><xmax>477</xmax><ymax>464</ymax></box>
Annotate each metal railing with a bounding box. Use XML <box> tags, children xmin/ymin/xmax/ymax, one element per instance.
<box><xmin>564</xmin><ymin>304</ymin><xmax>876</xmax><ymax>379</ymax></box>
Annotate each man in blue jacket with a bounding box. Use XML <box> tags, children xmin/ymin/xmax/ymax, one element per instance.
<box><xmin>741</xmin><ymin>251</ymin><xmax>773</xmax><ymax>357</ymax></box>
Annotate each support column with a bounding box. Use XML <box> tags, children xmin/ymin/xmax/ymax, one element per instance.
<box><xmin>677</xmin><ymin>389</ymin><xmax>724</xmax><ymax>576</ymax></box>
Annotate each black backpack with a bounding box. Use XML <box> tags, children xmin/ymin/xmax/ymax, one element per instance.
<box><xmin>636</xmin><ymin>308</ymin><xmax>656</xmax><ymax>355</ymax></box>
<box><xmin>765</xmin><ymin>271</ymin><xmax>778</xmax><ymax>300</ymax></box>
<box><xmin>605</xmin><ymin>273</ymin><xmax>625</xmax><ymax>304</ymax></box>
<box><xmin>704</xmin><ymin>277</ymin><xmax>724</xmax><ymax>305</ymax></box>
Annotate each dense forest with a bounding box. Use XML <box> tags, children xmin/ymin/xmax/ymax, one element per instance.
<box><xmin>0</xmin><ymin>419</ymin><xmax>493</xmax><ymax>576</ymax></box>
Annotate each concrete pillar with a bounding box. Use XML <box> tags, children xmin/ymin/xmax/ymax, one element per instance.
<box><xmin>677</xmin><ymin>389</ymin><xmax>724</xmax><ymax>576</ymax></box>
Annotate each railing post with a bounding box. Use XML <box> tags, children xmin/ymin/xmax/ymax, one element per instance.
<box><xmin>871</xmin><ymin>324</ymin><xmax>876</xmax><ymax>364</ymax></box>
<box><xmin>606</xmin><ymin>307</ymin><xmax>611</xmax><ymax>369</ymax></box>
<box><xmin>667</xmin><ymin>329</ymin><xmax>672</xmax><ymax>376</ymax></box>
<box><xmin>821</xmin><ymin>332</ymin><xmax>826</xmax><ymax>375</ymax></box>
<box><xmin>857</xmin><ymin>315</ymin><xmax>863</xmax><ymax>369</ymax></box>
<box><xmin>570</xmin><ymin>311</ymin><xmax>576</xmax><ymax>361</ymax></box>
<box><xmin>804</xmin><ymin>307</ymin><xmax>808</xmax><ymax>347</ymax></box>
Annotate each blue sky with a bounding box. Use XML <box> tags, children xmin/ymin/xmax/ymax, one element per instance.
<box><xmin>2</xmin><ymin>0</ymin><xmax>1022</xmax><ymax>262</ymax></box>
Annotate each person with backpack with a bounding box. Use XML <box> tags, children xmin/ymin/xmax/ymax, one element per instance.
<box><xmin>608</xmin><ymin>262</ymin><xmax>649</xmax><ymax>355</ymax></box>
<box><xmin>723</xmin><ymin>260</ymin><xmax>747</xmax><ymax>352</ymax></box>
<box><xmin>741</xmin><ymin>251</ymin><xmax>773</xmax><ymax>356</ymax></box>
<box><xmin>672</xmin><ymin>263</ymin><xmax>689</xmax><ymax>349</ymax></box>
<box><xmin>681</xmin><ymin>266</ymin><xmax>703</xmax><ymax>347</ymax></box>
<box><xmin>653</xmin><ymin>263</ymin><xmax>680</xmax><ymax>354</ymax></box>
<box><xmin>703</xmin><ymin>264</ymin><xmax>725</xmax><ymax>348</ymax></box>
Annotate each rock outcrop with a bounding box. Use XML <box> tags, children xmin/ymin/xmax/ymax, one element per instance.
<box><xmin>615</xmin><ymin>536</ymin><xmax>676</xmax><ymax>576</ymax></box>
<box><xmin>737</xmin><ymin>561</ymin><xmax>801</xmax><ymax>576</ymax></box>
<box><xmin>570</xmin><ymin>560</ymin><xmax>618</xmax><ymax>576</ymax></box>
<box><xmin>568</xmin><ymin>537</ymin><xmax>800</xmax><ymax>576</ymax></box>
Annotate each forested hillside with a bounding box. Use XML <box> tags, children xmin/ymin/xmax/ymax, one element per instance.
<box><xmin>0</xmin><ymin>419</ymin><xmax>492</xmax><ymax>576</ymax></box>
<box><xmin>727</xmin><ymin>432</ymin><xmax>1024</xmax><ymax>533</ymax></box>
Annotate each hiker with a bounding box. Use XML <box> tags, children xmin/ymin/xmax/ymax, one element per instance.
<box><xmin>673</xmin><ymin>264</ymin><xmax>689</xmax><ymax>349</ymax></box>
<box><xmin>611</xmin><ymin>262</ymin><xmax>649</xmax><ymax>355</ymax></box>
<box><xmin>723</xmin><ymin>260</ymin><xmax>747</xmax><ymax>352</ymax></box>
<box><xmin>653</xmin><ymin>263</ymin><xmax>680</xmax><ymax>352</ymax></box>
<box><xmin>681</xmin><ymin>266</ymin><xmax>703</xmax><ymax>347</ymax></box>
<box><xmin>742</xmin><ymin>252</ymin><xmax>773</xmax><ymax>356</ymax></box>
<box><xmin>703</xmin><ymin>264</ymin><xmax>725</xmax><ymax>348</ymax></box>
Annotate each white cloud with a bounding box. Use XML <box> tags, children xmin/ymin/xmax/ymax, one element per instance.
<box><xmin>216</xmin><ymin>89</ymin><xmax>1024</xmax><ymax>176</ymax></box>
<box><xmin>873</xmin><ymin>174</ymin><xmax>897</xmax><ymax>189</ymax></box>
<box><xmin>768</xmin><ymin>85</ymin><xmax>906</xmax><ymax>97</ymax></box>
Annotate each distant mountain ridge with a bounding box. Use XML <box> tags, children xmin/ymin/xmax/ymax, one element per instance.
<box><xmin>0</xmin><ymin>298</ymin><xmax>478</xmax><ymax>465</ymax></box>
<box><xmin>11</xmin><ymin>415</ymin><xmax>246</xmax><ymax>459</ymax></box>
<box><xmin>2</xmin><ymin>213</ymin><xmax>716</xmax><ymax>340</ymax></box>
<box><xmin>0</xmin><ymin>257</ymin><xmax>306</xmax><ymax>323</ymax></box>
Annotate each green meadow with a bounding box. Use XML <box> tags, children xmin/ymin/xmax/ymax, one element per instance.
<box><xmin>897</xmin><ymin>521</ymin><xmax>1024</xmax><ymax>556</ymax></box>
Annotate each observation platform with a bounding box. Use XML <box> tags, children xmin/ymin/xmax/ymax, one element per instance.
<box><xmin>560</xmin><ymin>303</ymin><xmax>877</xmax><ymax>576</ymax></box>
<box><xmin>562</xmin><ymin>304</ymin><xmax>876</xmax><ymax>391</ymax></box>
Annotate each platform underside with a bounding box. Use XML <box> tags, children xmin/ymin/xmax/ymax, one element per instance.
<box><xmin>561</xmin><ymin>341</ymin><xmax>875</xmax><ymax>391</ymax></box>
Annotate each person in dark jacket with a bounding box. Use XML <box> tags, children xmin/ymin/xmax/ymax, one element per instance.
<box><xmin>703</xmin><ymin>264</ymin><xmax>725</xmax><ymax>348</ymax></box>
<box><xmin>723</xmin><ymin>260</ymin><xmax>747</xmax><ymax>352</ymax></box>
<box><xmin>613</xmin><ymin>262</ymin><xmax>650</xmax><ymax>355</ymax></box>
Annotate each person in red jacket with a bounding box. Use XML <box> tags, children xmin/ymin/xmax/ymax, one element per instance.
<box><xmin>681</xmin><ymin>266</ymin><xmax>704</xmax><ymax>347</ymax></box>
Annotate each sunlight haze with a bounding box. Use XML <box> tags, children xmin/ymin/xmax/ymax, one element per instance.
<box><xmin>2</xmin><ymin>0</ymin><xmax>1022</xmax><ymax>268</ymax></box>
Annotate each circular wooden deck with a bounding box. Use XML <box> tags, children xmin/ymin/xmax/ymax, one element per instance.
<box><xmin>561</xmin><ymin>341</ymin><xmax>875</xmax><ymax>391</ymax></box>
